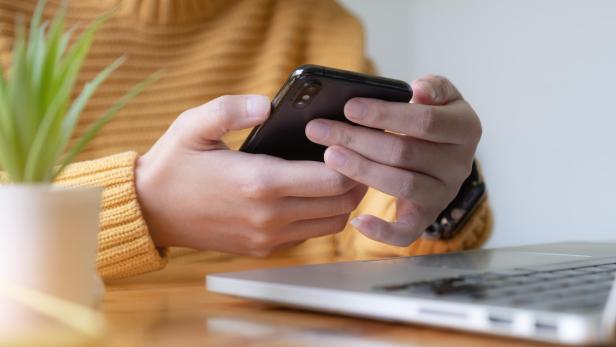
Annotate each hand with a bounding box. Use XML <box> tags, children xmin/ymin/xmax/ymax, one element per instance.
<box><xmin>305</xmin><ymin>75</ymin><xmax>481</xmax><ymax>246</ymax></box>
<box><xmin>136</xmin><ymin>95</ymin><xmax>367</xmax><ymax>257</ymax></box>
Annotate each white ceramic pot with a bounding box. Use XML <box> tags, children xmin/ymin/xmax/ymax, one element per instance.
<box><xmin>0</xmin><ymin>185</ymin><xmax>102</xmax><ymax>334</ymax></box>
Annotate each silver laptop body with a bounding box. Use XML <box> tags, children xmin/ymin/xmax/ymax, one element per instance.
<box><xmin>207</xmin><ymin>242</ymin><xmax>616</xmax><ymax>345</ymax></box>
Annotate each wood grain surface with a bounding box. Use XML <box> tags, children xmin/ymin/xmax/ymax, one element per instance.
<box><xmin>102</xmin><ymin>255</ymin><xmax>562</xmax><ymax>347</ymax></box>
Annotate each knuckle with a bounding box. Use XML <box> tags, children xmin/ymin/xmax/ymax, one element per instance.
<box><xmin>431</xmin><ymin>75</ymin><xmax>450</xmax><ymax>93</ymax></box>
<box><xmin>422</xmin><ymin>74</ymin><xmax>454</xmax><ymax>102</ymax></box>
<box><xmin>335</xmin><ymin>215</ymin><xmax>350</xmax><ymax>231</ymax></box>
<box><xmin>328</xmin><ymin>173</ymin><xmax>354</xmax><ymax>195</ymax></box>
<box><xmin>443</xmin><ymin>159</ymin><xmax>473</xmax><ymax>186</ymax></box>
<box><xmin>367</xmin><ymin>101</ymin><xmax>384</xmax><ymax>122</ymax></box>
<box><xmin>458</xmin><ymin>161</ymin><xmax>474</xmax><ymax>180</ymax></box>
<box><xmin>449</xmin><ymin>166</ymin><xmax>470</xmax><ymax>187</ymax></box>
<box><xmin>239</xmin><ymin>174</ymin><xmax>272</xmax><ymax>199</ymax></box>
<box><xmin>432</xmin><ymin>74</ymin><xmax>449</xmax><ymax>86</ymax></box>
<box><xmin>412</xmin><ymin>202</ymin><xmax>434</xmax><ymax>223</ymax></box>
<box><xmin>425</xmin><ymin>206</ymin><xmax>443</xmax><ymax>225</ymax></box>
<box><xmin>471</xmin><ymin>114</ymin><xmax>483</xmax><ymax>140</ymax></box>
<box><xmin>241</xmin><ymin>183</ymin><xmax>268</xmax><ymax>200</ymax></box>
<box><xmin>177</xmin><ymin>108</ymin><xmax>193</xmax><ymax>122</ymax></box>
<box><xmin>339</xmin><ymin>128</ymin><xmax>353</xmax><ymax>147</ymax></box>
<box><xmin>173</xmin><ymin>108</ymin><xmax>197</xmax><ymax>132</ymax></box>
<box><xmin>340</xmin><ymin>193</ymin><xmax>360</xmax><ymax>213</ymax></box>
<box><xmin>211</xmin><ymin>94</ymin><xmax>243</xmax><ymax>125</ymax></box>
<box><xmin>423</xmin><ymin>73</ymin><xmax>439</xmax><ymax>81</ymax></box>
<box><xmin>247</xmin><ymin>232</ymin><xmax>275</xmax><ymax>255</ymax></box>
<box><xmin>213</xmin><ymin>95</ymin><xmax>234</xmax><ymax>116</ymax></box>
<box><xmin>388</xmin><ymin>137</ymin><xmax>411</xmax><ymax>166</ymax></box>
<box><xmin>398</xmin><ymin>173</ymin><xmax>417</xmax><ymax>200</ymax></box>
<box><xmin>249</xmin><ymin>208</ymin><xmax>277</xmax><ymax>229</ymax></box>
<box><xmin>416</xmin><ymin>107</ymin><xmax>439</xmax><ymax>136</ymax></box>
<box><xmin>351</xmin><ymin>187</ymin><xmax>367</xmax><ymax>206</ymax></box>
<box><xmin>322</xmin><ymin>215</ymin><xmax>350</xmax><ymax>235</ymax></box>
<box><xmin>341</xmin><ymin>152</ymin><xmax>362</xmax><ymax>179</ymax></box>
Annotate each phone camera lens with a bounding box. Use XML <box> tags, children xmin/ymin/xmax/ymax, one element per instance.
<box><xmin>304</xmin><ymin>85</ymin><xmax>319</xmax><ymax>95</ymax></box>
<box><xmin>293</xmin><ymin>80</ymin><xmax>321</xmax><ymax>109</ymax></box>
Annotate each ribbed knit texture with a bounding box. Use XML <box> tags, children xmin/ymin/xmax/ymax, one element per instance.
<box><xmin>0</xmin><ymin>0</ymin><xmax>492</xmax><ymax>279</ymax></box>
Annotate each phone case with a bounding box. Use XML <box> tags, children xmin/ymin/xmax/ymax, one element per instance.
<box><xmin>240</xmin><ymin>65</ymin><xmax>412</xmax><ymax>161</ymax></box>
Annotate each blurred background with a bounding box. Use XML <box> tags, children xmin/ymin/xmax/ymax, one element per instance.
<box><xmin>339</xmin><ymin>0</ymin><xmax>616</xmax><ymax>248</ymax></box>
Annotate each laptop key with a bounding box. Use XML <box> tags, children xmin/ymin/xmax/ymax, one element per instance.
<box><xmin>372</xmin><ymin>260</ymin><xmax>616</xmax><ymax>313</ymax></box>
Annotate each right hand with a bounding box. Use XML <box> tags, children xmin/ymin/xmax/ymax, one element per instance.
<box><xmin>136</xmin><ymin>95</ymin><xmax>367</xmax><ymax>257</ymax></box>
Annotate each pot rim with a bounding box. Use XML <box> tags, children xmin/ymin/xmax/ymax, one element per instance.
<box><xmin>0</xmin><ymin>184</ymin><xmax>102</xmax><ymax>194</ymax></box>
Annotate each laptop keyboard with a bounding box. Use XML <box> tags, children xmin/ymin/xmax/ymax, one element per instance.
<box><xmin>375</xmin><ymin>258</ymin><xmax>616</xmax><ymax>313</ymax></box>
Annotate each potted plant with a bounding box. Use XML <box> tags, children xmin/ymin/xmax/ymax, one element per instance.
<box><xmin>0</xmin><ymin>0</ymin><xmax>158</xmax><ymax>338</ymax></box>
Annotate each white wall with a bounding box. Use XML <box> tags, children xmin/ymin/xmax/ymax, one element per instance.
<box><xmin>339</xmin><ymin>0</ymin><xmax>616</xmax><ymax>248</ymax></box>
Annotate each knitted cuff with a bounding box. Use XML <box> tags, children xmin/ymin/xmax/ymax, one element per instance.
<box><xmin>55</xmin><ymin>151</ymin><xmax>167</xmax><ymax>280</ymax></box>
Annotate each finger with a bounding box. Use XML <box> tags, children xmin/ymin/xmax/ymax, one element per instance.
<box><xmin>306</xmin><ymin>119</ymin><xmax>460</xmax><ymax>178</ymax></box>
<box><xmin>178</xmin><ymin>95</ymin><xmax>270</xmax><ymax>148</ymax></box>
<box><xmin>273</xmin><ymin>184</ymin><xmax>368</xmax><ymax>225</ymax></box>
<box><xmin>323</xmin><ymin>146</ymin><xmax>446</xmax><ymax>204</ymax></box>
<box><xmin>232</xmin><ymin>152</ymin><xmax>359</xmax><ymax>198</ymax></box>
<box><xmin>344</xmin><ymin>98</ymin><xmax>480</xmax><ymax>145</ymax></box>
<box><xmin>410</xmin><ymin>74</ymin><xmax>463</xmax><ymax>106</ymax></box>
<box><xmin>351</xmin><ymin>214</ymin><xmax>424</xmax><ymax>247</ymax></box>
<box><xmin>278</xmin><ymin>214</ymin><xmax>351</xmax><ymax>243</ymax></box>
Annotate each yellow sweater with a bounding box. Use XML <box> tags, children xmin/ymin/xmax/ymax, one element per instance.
<box><xmin>0</xmin><ymin>0</ymin><xmax>492</xmax><ymax>279</ymax></box>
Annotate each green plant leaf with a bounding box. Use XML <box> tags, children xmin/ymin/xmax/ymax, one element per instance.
<box><xmin>30</xmin><ymin>24</ymin><xmax>48</xmax><ymax>129</ymax></box>
<box><xmin>53</xmin><ymin>71</ymin><xmax>162</xmax><ymax>180</ymax></box>
<box><xmin>40</xmin><ymin>3</ymin><xmax>67</xmax><ymax>109</ymax></box>
<box><xmin>23</xmin><ymin>73</ymin><xmax>75</xmax><ymax>181</ymax></box>
<box><xmin>58</xmin><ymin>56</ymin><xmax>126</xmax><ymax>151</ymax></box>
<box><xmin>59</xmin><ymin>10</ymin><xmax>113</xmax><ymax>84</ymax></box>
<box><xmin>26</xmin><ymin>56</ymin><xmax>126</xmax><ymax>181</ymax></box>
<box><xmin>0</xmin><ymin>65</ymin><xmax>20</xmax><ymax>179</ymax></box>
<box><xmin>28</xmin><ymin>0</ymin><xmax>46</xmax><ymax>52</ymax></box>
<box><xmin>22</xmin><ymin>10</ymin><xmax>114</xmax><ymax>182</ymax></box>
<box><xmin>7</xmin><ymin>16</ymin><xmax>29</xmax><ymax>178</ymax></box>
<box><xmin>0</xmin><ymin>0</ymin><xmax>156</xmax><ymax>183</ymax></box>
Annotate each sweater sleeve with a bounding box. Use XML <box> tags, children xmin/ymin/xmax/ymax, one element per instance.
<box><xmin>49</xmin><ymin>152</ymin><xmax>166</xmax><ymax>280</ymax></box>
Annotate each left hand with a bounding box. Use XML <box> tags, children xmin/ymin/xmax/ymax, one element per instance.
<box><xmin>305</xmin><ymin>74</ymin><xmax>482</xmax><ymax>246</ymax></box>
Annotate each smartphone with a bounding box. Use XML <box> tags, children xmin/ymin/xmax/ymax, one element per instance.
<box><xmin>240</xmin><ymin>64</ymin><xmax>412</xmax><ymax>161</ymax></box>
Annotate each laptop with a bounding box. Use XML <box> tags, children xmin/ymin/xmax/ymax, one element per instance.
<box><xmin>207</xmin><ymin>242</ymin><xmax>616</xmax><ymax>345</ymax></box>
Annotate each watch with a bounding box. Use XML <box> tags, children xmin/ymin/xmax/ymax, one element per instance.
<box><xmin>423</xmin><ymin>160</ymin><xmax>486</xmax><ymax>240</ymax></box>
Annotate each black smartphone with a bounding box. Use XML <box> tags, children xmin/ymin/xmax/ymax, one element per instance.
<box><xmin>240</xmin><ymin>64</ymin><xmax>412</xmax><ymax>161</ymax></box>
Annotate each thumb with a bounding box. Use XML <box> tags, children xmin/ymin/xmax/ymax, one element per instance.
<box><xmin>411</xmin><ymin>74</ymin><xmax>463</xmax><ymax>106</ymax></box>
<box><xmin>179</xmin><ymin>94</ymin><xmax>270</xmax><ymax>149</ymax></box>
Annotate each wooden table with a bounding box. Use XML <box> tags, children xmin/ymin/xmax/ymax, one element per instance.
<box><xmin>103</xmin><ymin>255</ymin><xmax>561</xmax><ymax>347</ymax></box>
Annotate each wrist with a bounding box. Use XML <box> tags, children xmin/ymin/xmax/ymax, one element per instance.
<box><xmin>134</xmin><ymin>153</ymin><xmax>168</xmax><ymax>248</ymax></box>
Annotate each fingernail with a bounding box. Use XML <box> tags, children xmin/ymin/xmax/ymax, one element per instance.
<box><xmin>418</xmin><ymin>80</ymin><xmax>438</xmax><ymax>101</ymax></box>
<box><xmin>246</xmin><ymin>95</ymin><xmax>269</xmax><ymax>119</ymax></box>
<box><xmin>325</xmin><ymin>148</ymin><xmax>348</xmax><ymax>168</ymax></box>
<box><xmin>351</xmin><ymin>215</ymin><xmax>369</xmax><ymax>229</ymax></box>
<box><xmin>306</xmin><ymin>121</ymin><xmax>330</xmax><ymax>141</ymax></box>
<box><xmin>345</xmin><ymin>99</ymin><xmax>367</xmax><ymax>120</ymax></box>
